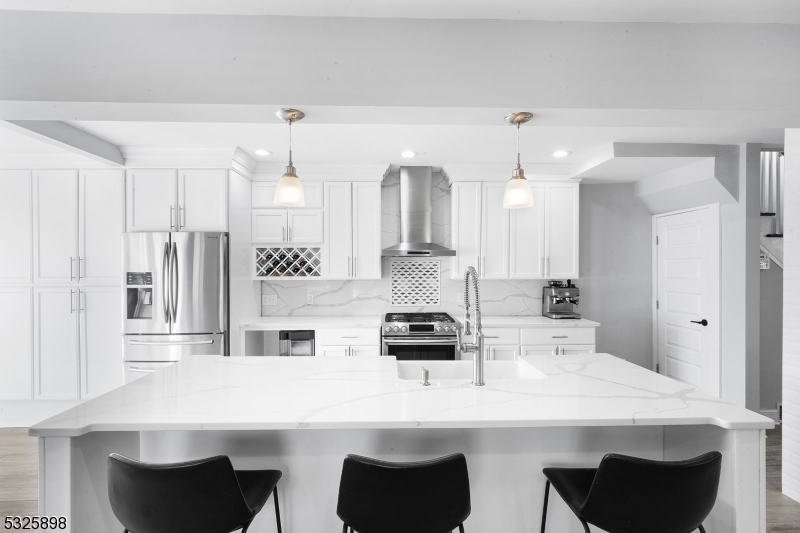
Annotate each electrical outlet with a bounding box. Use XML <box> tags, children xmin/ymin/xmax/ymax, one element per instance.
<box><xmin>262</xmin><ymin>294</ymin><xmax>278</xmax><ymax>306</ymax></box>
<box><xmin>306</xmin><ymin>293</ymin><xmax>314</xmax><ymax>305</ymax></box>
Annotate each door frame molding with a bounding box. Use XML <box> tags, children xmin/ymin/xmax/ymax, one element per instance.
<box><xmin>651</xmin><ymin>204</ymin><xmax>721</xmax><ymax>383</ymax></box>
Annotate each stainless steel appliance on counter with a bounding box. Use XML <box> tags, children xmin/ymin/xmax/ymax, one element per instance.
<box><xmin>542</xmin><ymin>280</ymin><xmax>580</xmax><ymax>319</ymax></box>
<box><xmin>381</xmin><ymin>312</ymin><xmax>460</xmax><ymax>360</ymax></box>
<box><xmin>123</xmin><ymin>232</ymin><xmax>228</xmax><ymax>381</ymax></box>
<box><xmin>279</xmin><ymin>330</ymin><xmax>315</xmax><ymax>356</ymax></box>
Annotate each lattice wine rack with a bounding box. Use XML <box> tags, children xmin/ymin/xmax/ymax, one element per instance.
<box><xmin>254</xmin><ymin>247</ymin><xmax>322</xmax><ymax>278</ymax></box>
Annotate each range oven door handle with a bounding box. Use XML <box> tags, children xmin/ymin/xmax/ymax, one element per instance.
<box><xmin>382</xmin><ymin>338</ymin><xmax>459</xmax><ymax>345</ymax></box>
<box><xmin>128</xmin><ymin>340</ymin><xmax>214</xmax><ymax>346</ymax></box>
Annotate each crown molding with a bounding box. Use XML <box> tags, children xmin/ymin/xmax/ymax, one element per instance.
<box><xmin>253</xmin><ymin>163</ymin><xmax>389</xmax><ymax>182</ymax></box>
<box><xmin>0</xmin><ymin>152</ymin><xmax>109</xmax><ymax>169</ymax></box>
<box><xmin>441</xmin><ymin>163</ymin><xmax>576</xmax><ymax>183</ymax></box>
<box><xmin>121</xmin><ymin>146</ymin><xmax>258</xmax><ymax>173</ymax></box>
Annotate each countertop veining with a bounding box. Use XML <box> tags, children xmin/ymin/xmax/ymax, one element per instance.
<box><xmin>240</xmin><ymin>315</ymin><xmax>600</xmax><ymax>329</ymax></box>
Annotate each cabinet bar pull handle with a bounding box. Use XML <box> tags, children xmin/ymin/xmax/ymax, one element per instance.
<box><xmin>552</xmin><ymin>335</ymin><xmax>568</xmax><ymax>338</ymax></box>
<box><xmin>483</xmin><ymin>336</ymin><xmax>499</xmax><ymax>338</ymax></box>
<box><xmin>289</xmin><ymin>227</ymin><xmax>292</xmax><ymax>241</ymax></box>
<box><xmin>341</xmin><ymin>336</ymin><xmax>358</xmax><ymax>338</ymax></box>
<box><xmin>476</xmin><ymin>256</ymin><xmax>480</xmax><ymax>277</ymax></box>
<box><xmin>70</xmin><ymin>257</ymin><xmax>74</xmax><ymax>281</ymax></box>
<box><xmin>78</xmin><ymin>257</ymin><xmax>84</xmax><ymax>281</ymax></box>
<box><xmin>482</xmin><ymin>256</ymin><xmax>486</xmax><ymax>277</ymax></box>
<box><xmin>70</xmin><ymin>289</ymin><xmax>75</xmax><ymax>313</ymax></box>
<box><xmin>282</xmin><ymin>226</ymin><xmax>286</xmax><ymax>242</ymax></box>
<box><xmin>546</xmin><ymin>256</ymin><xmax>550</xmax><ymax>277</ymax></box>
<box><xmin>348</xmin><ymin>256</ymin><xmax>351</xmax><ymax>277</ymax></box>
<box><xmin>354</xmin><ymin>256</ymin><xmax>357</xmax><ymax>277</ymax></box>
<box><xmin>170</xmin><ymin>206</ymin><xmax>175</xmax><ymax>229</ymax></box>
<box><xmin>541</xmin><ymin>257</ymin><xmax>544</xmax><ymax>276</ymax></box>
<box><xmin>79</xmin><ymin>290</ymin><xmax>85</xmax><ymax>312</ymax></box>
<box><xmin>180</xmin><ymin>205</ymin><xmax>185</xmax><ymax>229</ymax></box>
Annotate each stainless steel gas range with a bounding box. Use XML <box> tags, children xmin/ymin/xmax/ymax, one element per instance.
<box><xmin>381</xmin><ymin>312</ymin><xmax>460</xmax><ymax>360</ymax></box>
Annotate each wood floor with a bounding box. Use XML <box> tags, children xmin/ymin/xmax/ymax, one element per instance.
<box><xmin>1</xmin><ymin>426</ymin><xmax>799</xmax><ymax>528</ymax></box>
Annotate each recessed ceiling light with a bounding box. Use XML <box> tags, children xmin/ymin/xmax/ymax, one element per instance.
<box><xmin>255</xmin><ymin>149</ymin><xmax>272</xmax><ymax>156</ymax></box>
<box><xmin>401</xmin><ymin>150</ymin><xmax>418</xmax><ymax>158</ymax></box>
<box><xmin>552</xmin><ymin>150</ymin><xmax>571</xmax><ymax>158</ymax></box>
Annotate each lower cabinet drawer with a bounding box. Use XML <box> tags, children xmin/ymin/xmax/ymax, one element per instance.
<box><xmin>521</xmin><ymin>328</ymin><xmax>595</xmax><ymax>346</ymax></box>
<box><xmin>481</xmin><ymin>328</ymin><xmax>520</xmax><ymax>345</ymax></box>
<box><xmin>316</xmin><ymin>328</ymin><xmax>380</xmax><ymax>346</ymax></box>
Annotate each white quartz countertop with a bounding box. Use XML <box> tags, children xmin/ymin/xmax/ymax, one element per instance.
<box><xmin>30</xmin><ymin>353</ymin><xmax>770</xmax><ymax>437</ymax></box>
<box><xmin>240</xmin><ymin>316</ymin><xmax>599</xmax><ymax>329</ymax></box>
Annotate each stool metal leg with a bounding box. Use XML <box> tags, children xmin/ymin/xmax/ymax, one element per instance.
<box><xmin>459</xmin><ymin>524</ymin><xmax>465</xmax><ymax>533</ymax></box>
<box><xmin>241</xmin><ymin>518</ymin><xmax>253</xmax><ymax>533</ymax></box>
<box><xmin>698</xmin><ymin>526</ymin><xmax>706</xmax><ymax>533</ymax></box>
<box><xmin>579</xmin><ymin>518</ymin><xmax>591</xmax><ymax>533</ymax></box>
<box><xmin>341</xmin><ymin>524</ymin><xmax>348</xmax><ymax>533</ymax></box>
<box><xmin>540</xmin><ymin>480</ymin><xmax>551</xmax><ymax>533</ymax></box>
<box><xmin>273</xmin><ymin>486</ymin><xmax>282</xmax><ymax>533</ymax></box>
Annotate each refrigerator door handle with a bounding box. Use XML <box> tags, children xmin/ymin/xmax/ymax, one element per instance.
<box><xmin>128</xmin><ymin>339</ymin><xmax>214</xmax><ymax>346</ymax></box>
<box><xmin>171</xmin><ymin>243</ymin><xmax>178</xmax><ymax>322</ymax></box>
<box><xmin>162</xmin><ymin>242</ymin><xmax>171</xmax><ymax>324</ymax></box>
<box><xmin>220</xmin><ymin>233</ymin><xmax>228</xmax><ymax>333</ymax></box>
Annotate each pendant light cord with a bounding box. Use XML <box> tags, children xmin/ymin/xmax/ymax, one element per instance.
<box><xmin>516</xmin><ymin>123</ymin><xmax>521</xmax><ymax>169</ymax></box>
<box><xmin>287</xmin><ymin>120</ymin><xmax>293</xmax><ymax>167</ymax></box>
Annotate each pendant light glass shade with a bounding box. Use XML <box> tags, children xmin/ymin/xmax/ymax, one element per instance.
<box><xmin>274</xmin><ymin>164</ymin><xmax>305</xmax><ymax>207</ymax></box>
<box><xmin>273</xmin><ymin>108</ymin><xmax>305</xmax><ymax>207</ymax></box>
<box><xmin>503</xmin><ymin>167</ymin><xmax>534</xmax><ymax>208</ymax></box>
<box><xmin>502</xmin><ymin>112</ymin><xmax>534</xmax><ymax>209</ymax></box>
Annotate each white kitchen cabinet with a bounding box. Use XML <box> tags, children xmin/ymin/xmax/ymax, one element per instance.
<box><xmin>126</xmin><ymin>169</ymin><xmax>178</xmax><ymax>231</ymax></box>
<box><xmin>349</xmin><ymin>345</ymin><xmax>381</xmax><ymax>357</ymax></box>
<box><xmin>324</xmin><ymin>182</ymin><xmax>352</xmax><ymax>278</ymax></box>
<box><xmin>322</xmin><ymin>182</ymin><xmax>381</xmax><ymax>280</ymax></box>
<box><xmin>252</xmin><ymin>182</ymin><xmax>323</xmax><ymax>209</ymax></box>
<box><xmin>252</xmin><ymin>210</ymin><xmax>288</xmax><ymax>243</ymax></box>
<box><xmin>317</xmin><ymin>345</ymin><xmax>350</xmax><ymax>357</ymax></box>
<box><xmin>484</xmin><ymin>345</ymin><xmax>518</xmax><ymax>361</ymax></box>
<box><xmin>287</xmin><ymin>209</ymin><xmax>324</xmax><ymax>243</ymax></box>
<box><xmin>451</xmin><ymin>182</ymin><xmax>482</xmax><ymax>277</ymax></box>
<box><xmin>352</xmin><ymin>183</ymin><xmax>381</xmax><ymax>279</ymax></box>
<box><xmin>544</xmin><ymin>182</ymin><xmax>579</xmax><ymax>279</ymax></box>
<box><xmin>127</xmin><ymin>168</ymin><xmax>227</xmax><ymax>232</ymax></box>
<box><xmin>0</xmin><ymin>288</ymin><xmax>33</xmax><ymax>399</ymax></box>
<box><xmin>33</xmin><ymin>170</ymin><xmax>78</xmax><ymax>284</ymax></box>
<box><xmin>451</xmin><ymin>181</ymin><xmax>579</xmax><ymax>280</ymax></box>
<box><xmin>509</xmin><ymin>183</ymin><xmax>545</xmax><ymax>279</ymax></box>
<box><xmin>179</xmin><ymin>169</ymin><xmax>228</xmax><ymax>231</ymax></box>
<box><xmin>0</xmin><ymin>171</ymin><xmax>32</xmax><ymax>284</ymax></box>
<box><xmin>79</xmin><ymin>287</ymin><xmax>124</xmax><ymax>399</ymax></box>
<box><xmin>480</xmin><ymin>183</ymin><xmax>510</xmax><ymax>278</ymax></box>
<box><xmin>521</xmin><ymin>345</ymin><xmax>559</xmax><ymax>356</ymax></box>
<box><xmin>33</xmin><ymin>287</ymin><xmax>79</xmax><ymax>400</ymax></box>
<box><xmin>559</xmin><ymin>344</ymin><xmax>596</xmax><ymax>355</ymax></box>
<box><xmin>79</xmin><ymin>170</ymin><xmax>124</xmax><ymax>285</ymax></box>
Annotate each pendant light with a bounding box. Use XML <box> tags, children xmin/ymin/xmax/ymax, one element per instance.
<box><xmin>502</xmin><ymin>112</ymin><xmax>534</xmax><ymax>209</ymax></box>
<box><xmin>273</xmin><ymin>108</ymin><xmax>306</xmax><ymax>207</ymax></box>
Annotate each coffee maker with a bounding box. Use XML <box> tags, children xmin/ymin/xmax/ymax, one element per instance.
<box><xmin>542</xmin><ymin>280</ymin><xmax>580</xmax><ymax>319</ymax></box>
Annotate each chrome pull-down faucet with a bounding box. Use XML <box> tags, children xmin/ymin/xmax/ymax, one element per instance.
<box><xmin>456</xmin><ymin>266</ymin><xmax>485</xmax><ymax>386</ymax></box>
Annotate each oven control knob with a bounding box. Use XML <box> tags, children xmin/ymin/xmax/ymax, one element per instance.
<box><xmin>436</xmin><ymin>326</ymin><xmax>443</xmax><ymax>332</ymax></box>
<box><xmin>384</xmin><ymin>326</ymin><xmax>392</xmax><ymax>332</ymax></box>
<box><xmin>400</xmin><ymin>326</ymin><xmax>407</xmax><ymax>333</ymax></box>
<box><xmin>393</xmin><ymin>326</ymin><xmax>400</xmax><ymax>332</ymax></box>
<box><xmin>443</xmin><ymin>326</ymin><xmax>450</xmax><ymax>332</ymax></box>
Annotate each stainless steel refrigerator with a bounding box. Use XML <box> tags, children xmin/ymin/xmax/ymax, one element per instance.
<box><xmin>122</xmin><ymin>232</ymin><xmax>228</xmax><ymax>380</ymax></box>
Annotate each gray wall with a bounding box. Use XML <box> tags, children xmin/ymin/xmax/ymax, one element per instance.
<box><xmin>761</xmin><ymin>263</ymin><xmax>783</xmax><ymax>411</ymax></box>
<box><xmin>579</xmin><ymin>184</ymin><xmax>654</xmax><ymax>369</ymax></box>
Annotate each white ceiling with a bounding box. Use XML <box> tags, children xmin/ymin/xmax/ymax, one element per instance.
<box><xmin>3</xmin><ymin>0</ymin><xmax>800</xmax><ymax>24</ymax></box>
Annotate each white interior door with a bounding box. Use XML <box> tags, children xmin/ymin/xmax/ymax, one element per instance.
<box><xmin>352</xmin><ymin>183</ymin><xmax>381</xmax><ymax>279</ymax></box>
<box><xmin>178</xmin><ymin>169</ymin><xmax>228</xmax><ymax>231</ymax></box>
<box><xmin>126</xmin><ymin>169</ymin><xmax>178</xmax><ymax>231</ymax></box>
<box><xmin>33</xmin><ymin>287</ymin><xmax>79</xmax><ymax>399</ymax></box>
<box><xmin>79</xmin><ymin>287</ymin><xmax>124</xmax><ymax>399</ymax></box>
<box><xmin>324</xmin><ymin>183</ymin><xmax>352</xmax><ymax>278</ymax></box>
<box><xmin>79</xmin><ymin>170</ymin><xmax>124</xmax><ymax>285</ymax></box>
<box><xmin>33</xmin><ymin>170</ymin><xmax>78</xmax><ymax>284</ymax></box>
<box><xmin>480</xmin><ymin>183</ymin><xmax>509</xmax><ymax>278</ymax></box>
<box><xmin>0</xmin><ymin>170</ymin><xmax>32</xmax><ymax>284</ymax></box>
<box><xmin>451</xmin><ymin>183</ymin><xmax>482</xmax><ymax>279</ymax></box>
<box><xmin>656</xmin><ymin>205</ymin><xmax>720</xmax><ymax>397</ymax></box>
<box><xmin>509</xmin><ymin>183</ymin><xmax>545</xmax><ymax>279</ymax></box>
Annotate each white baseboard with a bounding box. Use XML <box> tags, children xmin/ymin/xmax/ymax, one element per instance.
<box><xmin>0</xmin><ymin>400</ymin><xmax>83</xmax><ymax>428</ymax></box>
<box><xmin>760</xmin><ymin>409</ymin><xmax>781</xmax><ymax>423</ymax></box>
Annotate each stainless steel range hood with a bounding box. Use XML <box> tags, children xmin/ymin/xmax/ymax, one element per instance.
<box><xmin>382</xmin><ymin>166</ymin><xmax>456</xmax><ymax>257</ymax></box>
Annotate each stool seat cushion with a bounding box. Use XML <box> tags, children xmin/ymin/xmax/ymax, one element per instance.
<box><xmin>235</xmin><ymin>470</ymin><xmax>282</xmax><ymax>515</ymax></box>
<box><xmin>542</xmin><ymin>467</ymin><xmax>597</xmax><ymax>514</ymax></box>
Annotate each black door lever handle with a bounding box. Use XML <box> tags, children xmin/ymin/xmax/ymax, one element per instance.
<box><xmin>691</xmin><ymin>319</ymin><xmax>708</xmax><ymax>326</ymax></box>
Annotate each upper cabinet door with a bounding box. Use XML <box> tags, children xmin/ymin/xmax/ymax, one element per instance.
<box><xmin>451</xmin><ymin>183</ymin><xmax>482</xmax><ymax>279</ymax></box>
<box><xmin>33</xmin><ymin>170</ymin><xmax>78</xmax><ymax>284</ymax></box>
<box><xmin>480</xmin><ymin>183</ymin><xmax>509</xmax><ymax>279</ymax></box>
<box><xmin>33</xmin><ymin>287</ymin><xmax>79</xmax><ymax>400</ymax></box>
<box><xmin>252</xmin><ymin>182</ymin><xmax>323</xmax><ymax>208</ymax></box>
<box><xmin>509</xmin><ymin>183</ymin><xmax>545</xmax><ymax>279</ymax></box>
<box><xmin>324</xmin><ymin>183</ymin><xmax>352</xmax><ymax>279</ymax></box>
<box><xmin>178</xmin><ymin>169</ymin><xmax>228</xmax><ymax>231</ymax></box>
<box><xmin>126</xmin><ymin>169</ymin><xmax>178</xmax><ymax>232</ymax></box>
<box><xmin>544</xmin><ymin>183</ymin><xmax>579</xmax><ymax>279</ymax></box>
<box><xmin>0</xmin><ymin>171</ymin><xmax>32</xmax><ymax>284</ymax></box>
<box><xmin>287</xmin><ymin>209</ymin><xmax>324</xmax><ymax>243</ymax></box>
<box><xmin>352</xmin><ymin>183</ymin><xmax>381</xmax><ymax>279</ymax></box>
<box><xmin>79</xmin><ymin>170</ymin><xmax>124</xmax><ymax>285</ymax></box>
<box><xmin>252</xmin><ymin>210</ymin><xmax>288</xmax><ymax>243</ymax></box>
<box><xmin>79</xmin><ymin>286</ymin><xmax>123</xmax><ymax>399</ymax></box>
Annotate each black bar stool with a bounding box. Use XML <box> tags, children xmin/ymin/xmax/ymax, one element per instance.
<box><xmin>337</xmin><ymin>453</ymin><xmax>471</xmax><ymax>533</ymax></box>
<box><xmin>108</xmin><ymin>453</ymin><xmax>282</xmax><ymax>533</ymax></box>
<box><xmin>540</xmin><ymin>451</ymin><xmax>722</xmax><ymax>533</ymax></box>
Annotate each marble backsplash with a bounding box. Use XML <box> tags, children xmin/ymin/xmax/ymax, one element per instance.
<box><xmin>260</xmin><ymin>171</ymin><xmax>547</xmax><ymax>316</ymax></box>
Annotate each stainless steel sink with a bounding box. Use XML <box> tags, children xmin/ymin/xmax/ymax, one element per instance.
<box><xmin>396</xmin><ymin>360</ymin><xmax>546</xmax><ymax>381</ymax></box>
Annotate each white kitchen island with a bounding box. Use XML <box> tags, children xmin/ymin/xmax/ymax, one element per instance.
<box><xmin>30</xmin><ymin>353</ymin><xmax>772</xmax><ymax>533</ymax></box>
